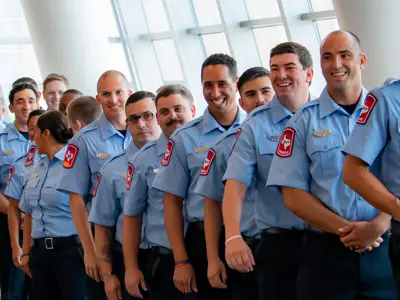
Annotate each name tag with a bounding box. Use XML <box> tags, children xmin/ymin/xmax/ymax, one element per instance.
<box><xmin>194</xmin><ymin>146</ymin><xmax>208</xmax><ymax>153</ymax></box>
<box><xmin>96</xmin><ymin>152</ymin><xmax>109</xmax><ymax>159</ymax></box>
<box><xmin>31</xmin><ymin>173</ymin><xmax>39</xmax><ymax>179</ymax></box>
<box><xmin>3</xmin><ymin>149</ymin><xmax>14</xmax><ymax>155</ymax></box>
<box><xmin>153</xmin><ymin>168</ymin><xmax>159</xmax><ymax>174</ymax></box>
<box><xmin>268</xmin><ymin>136</ymin><xmax>279</xmax><ymax>142</ymax></box>
<box><xmin>313</xmin><ymin>129</ymin><xmax>330</xmax><ymax>137</ymax></box>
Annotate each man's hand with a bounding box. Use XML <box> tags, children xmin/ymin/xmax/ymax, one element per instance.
<box><xmin>339</xmin><ymin>221</ymin><xmax>384</xmax><ymax>252</ymax></box>
<box><xmin>173</xmin><ymin>263</ymin><xmax>197</xmax><ymax>294</ymax></box>
<box><xmin>125</xmin><ymin>267</ymin><xmax>147</xmax><ymax>299</ymax></box>
<box><xmin>20</xmin><ymin>255</ymin><xmax>32</xmax><ymax>277</ymax></box>
<box><xmin>104</xmin><ymin>274</ymin><xmax>122</xmax><ymax>300</ymax></box>
<box><xmin>84</xmin><ymin>251</ymin><xmax>102</xmax><ymax>282</ymax></box>
<box><xmin>207</xmin><ymin>258</ymin><xmax>227</xmax><ymax>289</ymax></box>
<box><xmin>225</xmin><ymin>237</ymin><xmax>254</xmax><ymax>273</ymax></box>
<box><xmin>12</xmin><ymin>247</ymin><xmax>23</xmax><ymax>268</ymax></box>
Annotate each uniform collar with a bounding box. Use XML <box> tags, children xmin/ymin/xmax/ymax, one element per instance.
<box><xmin>270</xmin><ymin>96</ymin><xmax>294</xmax><ymax>124</ymax></box>
<box><xmin>7</xmin><ymin>123</ymin><xmax>28</xmax><ymax>142</ymax></box>
<box><xmin>156</xmin><ymin>133</ymin><xmax>168</xmax><ymax>156</ymax></box>
<box><xmin>319</xmin><ymin>87</ymin><xmax>368</xmax><ymax>119</ymax></box>
<box><xmin>55</xmin><ymin>145</ymin><xmax>68</xmax><ymax>161</ymax></box>
<box><xmin>126</xmin><ymin>142</ymin><xmax>139</xmax><ymax>157</ymax></box>
<box><xmin>98</xmin><ymin>114</ymin><xmax>130</xmax><ymax>141</ymax></box>
<box><xmin>202</xmin><ymin>107</ymin><xmax>246</xmax><ymax>135</ymax></box>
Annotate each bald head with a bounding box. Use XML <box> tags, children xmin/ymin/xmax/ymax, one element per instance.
<box><xmin>321</xmin><ymin>30</ymin><xmax>361</xmax><ymax>53</ymax></box>
<box><xmin>96</xmin><ymin>70</ymin><xmax>129</xmax><ymax>94</ymax></box>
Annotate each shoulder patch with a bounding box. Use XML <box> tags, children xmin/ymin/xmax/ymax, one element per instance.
<box><xmin>357</xmin><ymin>94</ymin><xmax>377</xmax><ymax>125</ymax></box>
<box><xmin>276</xmin><ymin>128</ymin><xmax>295</xmax><ymax>158</ymax></box>
<box><xmin>93</xmin><ymin>173</ymin><xmax>102</xmax><ymax>197</ymax></box>
<box><xmin>200</xmin><ymin>148</ymin><xmax>216</xmax><ymax>176</ymax></box>
<box><xmin>161</xmin><ymin>139</ymin><xmax>174</xmax><ymax>166</ymax></box>
<box><xmin>126</xmin><ymin>163</ymin><xmax>134</xmax><ymax>190</ymax></box>
<box><xmin>7</xmin><ymin>166</ymin><xmax>15</xmax><ymax>186</ymax></box>
<box><xmin>63</xmin><ymin>144</ymin><xmax>79</xmax><ymax>169</ymax></box>
<box><xmin>25</xmin><ymin>145</ymin><xmax>37</xmax><ymax>167</ymax></box>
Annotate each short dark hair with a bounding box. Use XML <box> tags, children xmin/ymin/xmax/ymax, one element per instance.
<box><xmin>28</xmin><ymin>109</ymin><xmax>46</xmax><ymax>125</ymax></box>
<box><xmin>155</xmin><ymin>84</ymin><xmax>194</xmax><ymax>106</ymax></box>
<box><xmin>126</xmin><ymin>91</ymin><xmax>155</xmax><ymax>108</ymax></box>
<box><xmin>62</xmin><ymin>89</ymin><xmax>83</xmax><ymax>97</ymax></box>
<box><xmin>12</xmin><ymin>77</ymin><xmax>38</xmax><ymax>90</ymax></box>
<box><xmin>67</xmin><ymin>96</ymin><xmax>102</xmax><ymax>126</ymax></box>
<box><xmin>37</xmin><ymin>111</ymin><xmax>73</xmax><ymax>145</ymax></box>
<box><xmin>43</xmin><ymin>73</ymin><xmax>69</xmax><ymax>91</ymax></box>
<box><xmin>9</xmin><ymin>83</ymin><xmax>38</xmax><ymax>105</ymax></box>
<box><xmin>270</xmin><ymin>42</ymin><xmax>313</xmax><ymax>69</ymax></box>
<box><xmin>201</xmin><ymin>53</ymin><xmax>237</xmax><ymax>81</ymax></box>
<box><xmin>237</xmin><ymin>67</ymin><xmax>271</xmax><ymax>92</ymax></box>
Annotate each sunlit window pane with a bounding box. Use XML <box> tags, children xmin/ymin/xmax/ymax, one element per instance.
<box><xmin>142</xmin><ymin>0</ymin><xmax>170</xmax><ymax>32</ymax></box>
<box><xmin>153</xmin><ymin>39</ymin><xmax>184</xmax><ymax>82</ymax></box>
<box><xmin>98</xmin><ymin>0</ymin><xmax>120</xmax><ymax>37</ymax></box>
<box><xmin>253</xmin><ymin>26</ymin><xmax>288</xmax><ymax>67</ymax></box>
<box><xmin>315</xmin><ymin>19</ymin><xmax>339</xmax><ymax>41</ymax></box>
<box><xmin>201</xmin><ymin>33</ymin><xmax>231</xmax><ymax>57</ymax></box>
<box><xmin>192</xmin><ymin>0</ymin><xmax>222</xmax><ymax>26</ymax></box>
<box><xmin>309</xmin><ymin>0</ymin><xmax>334</xmax><ymax>12</ymax></box>
<box><xmin>107</xmin><ymin>43</ymin><xmax>131</xmax><ymax>82</ymax></box>
<box><xmin>0</xmin><ymin>0</ymin><xmax>29</xmax><ymax>38</ymax></box>
<box><xmin>244</xmin><ymin>0</ymin><xmax>281</xmax><ymax>19</ymax></box>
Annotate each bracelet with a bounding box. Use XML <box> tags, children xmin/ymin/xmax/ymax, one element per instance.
<box><xmin>20</xmin><ymin>253</ymin><xmax>29</xmax><ymax>259</ymax></box>
<box><xmin>174</xmin><ymin>260</ymin><xmax>190</xmax><ymax>268</ymax></box>
<box><xmin>225</xmin><ymin>235</ymin><xmax>243</xmax><ymax>246</ymax></box>
<box><xmin>102</xmin><ymin>271</ymin><xmax>113</xmax><ymax>279</ymax></box>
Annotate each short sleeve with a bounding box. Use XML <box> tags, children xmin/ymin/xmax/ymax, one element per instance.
<box><xmin>18</xmin><ymin>184</ymin><xmax>32</xmax><ymax>214</ymax></box>
<box><xmin>4</xmin><ymin>165</ymin><xmax>24</xmax><ymax>201</ymax></box>
<box><xmin>124</xmin><ymin>159</ymin><xmax>148</xmax><ymax>216</ymax></box>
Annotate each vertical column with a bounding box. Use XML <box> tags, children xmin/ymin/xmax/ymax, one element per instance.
<box><xmin>333</xmin><ymin>0</ymin><xmax>400</xmax><ymax>89</ymax></box>
<box><xmin>21</xmin><ymin>0</ymin><xmax>116</xmax><ymax>95</ymax></box>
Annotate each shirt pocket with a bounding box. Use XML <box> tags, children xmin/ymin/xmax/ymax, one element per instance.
<box><xmin>187</xmin><ymin>151</ymin><xmax>206</xmax><ymax>177</ymax></box>
<box><xmin>258</xmin><ymin>139</ymin><xmax>278</xmax><ymax>181</ymax></box>
<box><xmin>25</xmin><ymin>178</ymin><xmax>41</xmax><ymax>205</ymax></box>
<box><xmin>307</xmin><ymin>134</ymin><xmax>344</xmax><ymax>178</ymax></box>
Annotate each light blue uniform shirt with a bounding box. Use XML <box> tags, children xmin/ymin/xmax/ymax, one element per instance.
<box><xmin>194</xmin><ymin>127</ymin><xmax>260</xmax><ymax>238</ymax></box>
<box><xmin>343</xmin><ymin>80</ymin><xmax>400</xmax><ymax>200</ymax></box>
<box><xmin>0</xmin><ymin>124</ymin><xmax>30</xmax><ymax>194</ymax></box>
<box><xmin>57</xmin><ymin>114</ymin><xmax>131</xmax><ymax>210</ymax></box>
<box><xmin>152</xmin><ymin>108</ymin><xmax>246</xmax><ymax>222</ymax></box>
<box><xmin>223</xmin><ymin>97</ymin><xmax>305</xmax><ymax>231</ymax></box>
<box><xmin>89</xmin><ymin>143</ymin><xmax>148</xmax><ymax>249</ymax></box>
<box><xmin>124</xmin><ymin>134</ymin><xmax>175</xmax><ymax>249</ymax></box>
<box><xmin>268</xmin><ymin>88</ymin><xmax>379</xmax><ymax>225</ymax></box>
<box><xmin>5</xmin><ymin>143</ymin><xmax>42</xmax><ymax>201</ymax></box>
<box><xmin>19</xmin><ymin>146</ymin><xmax>78</xmax><ymax>239</ymax></box>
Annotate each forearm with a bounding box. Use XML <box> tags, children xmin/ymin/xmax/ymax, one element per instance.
<box><xmin>22</xmin><ymin>214</ymin><xmax>32</xmax><ymax>253</ymax></box>
<box><xmin>343</xmin><ymin>155</ymin><xmax>399</xmax><ymax>218</ymax></box>
<box><xmin>222</xmin><ymin>180</ymin><xmax>246</xmax><ymax>238</ymax></box>
<box><xmin>163</xmin><ymin>192</ymin><xmax>187</xmax><ymax>261</ymax></box>
<box><xmin>0</xmin><ymin>193</ymin><xmax>9</xmax><ymax>214</ymax></box>
<box><xmin>8</xmin><ymin>199</ymin><xmax>21</xmax><ymax>250</ymax></box>
<box><xmin>70</xmin><ymin>193</ymin><xmax>96</xmax><ymax>255</ymax></box>
<box><xmin>122</xmin><ymin>215</ymin><xmax>142</xmax><ymax>270</ymax></box>
<box><xmin>282</xmin><ymin>187</ymin><xmax>349</xmax><ymax>235</ymax></box>
<box><xmin>94</xmin><ymin>224</ymin><xmax>114</xmax><ymax>273</ymax></box>
<box><xmin>372</xmin><ymin>212</ymin><xmax>391</xmax><ymax>233</ymax></box>
<box><xmin>204</xmin><ymin>198</ymin><xmax>222</xmax><ymax>261</ymax></box>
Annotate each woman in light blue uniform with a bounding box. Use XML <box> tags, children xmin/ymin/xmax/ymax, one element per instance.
<box><xmin>19</xmin><ymin>111</ymin><xmax>86</xmax><ymax>300</ymax></box>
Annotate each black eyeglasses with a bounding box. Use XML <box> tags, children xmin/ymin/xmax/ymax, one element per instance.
<box><xmin>126</xmin><ymin>112</ymin><xmax>155</xmax><ymax>125</ymax></box>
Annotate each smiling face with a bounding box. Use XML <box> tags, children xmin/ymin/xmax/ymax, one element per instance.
<box><xmin>239</xmin><ymin>76</ymin><xmax>274</xmax><ymax>114</ymax></box>
<box><xmin>43</xmin><ymin>80</ymin><xmax>67</xmax><ymax>111</ymax></box>
<box><xmin>9</xmin><ymin>89</ymin><xmax>39</xmax><ymax>125</ymax></box>
<box><xmin>320</xmin><ymin>31</ymin><xmax>366</xmax><ymax>94</ymax></box>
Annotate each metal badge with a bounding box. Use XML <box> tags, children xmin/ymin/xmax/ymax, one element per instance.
<box><xmin>268</xmin><ymin>136</ymin><xmax>279</xmax><ymax>142</ymax></box>
<box><xmin>153</xmin><ymin>168</ymin><xmax>159</xmax><ymax>174</ymax></box>
<box><xmin>313</xmin><ymin>129</ymin><xmax>331</xmax><ymax>137</ymax></box>
<box><xmin>194</xmin><ymin>146</ymin><xmax>208</xmax><ymax>153</ymax></box>
<box><xmin>121</xmin><ymin>173</ymin><xmax>128</xmax><ymax>179</ymax></box>
<box><xmin>3</xmin><ymin>149</ymin><xmax>15</xmax><ymax>155</ymax></box>
<box><xmin>96</xmin><ymin>152</ymin><xmax>109</xmax><ymax>159</ymax></box>
<box><xmin>31</xmin><ymin>173</ymin><xmax>39</xmax><ymax>179</ymax></box>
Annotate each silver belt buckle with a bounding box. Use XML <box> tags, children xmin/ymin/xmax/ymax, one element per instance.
<box><xmin>44</xmin><ymin>237</ymin><xmax>54</xmax><ymax>250</ymax></box>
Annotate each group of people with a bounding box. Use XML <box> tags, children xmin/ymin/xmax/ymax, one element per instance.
<box><xmin>0</xmin><ymin>29</ymin><xmax>399</xmax><ymax>300</ymax></box>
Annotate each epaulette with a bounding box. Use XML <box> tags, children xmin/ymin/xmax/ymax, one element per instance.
<box><xmin>291</xmin><ymin>99</ymin><xmax>320</xmax><ymax>123</ymax></box>
<box><xmin>171</xmin><ymin>116</ymin><xmax>203</xmax><ymax>138</ymax></box>
<box><xmin>245</xmin><ymin>103</ymin><xmax>272</xmax><ymax>121</ymax></box>
<box><xmin>73</xmin><ymin>119</ymin><xmax>101</xmax><ymax>140</ymax></box>
<box><xmin>212</xmin><ymin>127</ymin><xmax>239</xmax><ymax>148</ymax></box>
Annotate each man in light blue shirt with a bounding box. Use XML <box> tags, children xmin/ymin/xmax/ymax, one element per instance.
<box><xmin>57</xmin><ymin>70</ymin><xmax>132</xmax><ymax>300</ymax></box>
<box><xmin>222</xmin><ymin>42</ymin><xmax>313</xmax><ymax>300</ymax></box>
<box><xmin>195</xmin><ymin>67</ymin><xmax>274</xmax><ymax>300</ymax></box>
<box><xmin>152</xmin><ymin>54</ymin><xmax>245</xmax><ymax>299</ymax></box>
<box><xmin>89</xmin><ymin>91</ymin><xmax>161</xmax><ymax>300</ymax></box>
<box><xmin>268</xmin><ymin>31</ymin><xmax>396</xmax><ymax>299</ymax></box>
<box><xmin>123</xmin><ymin>85</ymin><xmax>195</xmax><ymax>300</ymax></box>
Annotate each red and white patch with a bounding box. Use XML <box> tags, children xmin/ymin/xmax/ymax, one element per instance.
<box><xmin>357</xmin><ymin>94</ymin><xmax>377</xmax><ymax>125</ymax></box>
<box><xmin>232</xmin><ymin>128</ymin><xmax>242</xmax><ymax>150</ymax></box>
<box><xmin>276</xmin><ymin>128</ymin><xmax>295</xmax><ymax>158</ymax></box>
<box><xmin>126</xmin><ymin>163</ymin><xmax>134</xmax><ymax>191</ymax></box>
<box><xmin>63</xmin><ymin>144</ymin><xmax>79</xmax><ymax>169</ymax></box>
<box><xmin>161</xmin><ymin>139</ymin><xmax>174</xmax><ymax>166</ymax></box>
<box><xmin>7</xmin><ymin>166</ymin><xmax>15</xmax><ymax>186</ymax></box>
<box><xmin>93</xmin><ymin>173</ymin><xmax>102</xmax><ymax>197</ymax></box>
<box><xmin>200</xmin><ymin>148</ymin><xmax>216</xmax><ymax>176</ymax></box>
<box><xmin>25</xmin><ymin>145</ymin><xmax>37</xmax><ymax>167</ymax></box>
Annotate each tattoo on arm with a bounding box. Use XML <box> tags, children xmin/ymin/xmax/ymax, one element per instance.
<box><xmin>99</xmin><ymin>227</ymin><xmax>114</xmax><ymax>263</ymax></box>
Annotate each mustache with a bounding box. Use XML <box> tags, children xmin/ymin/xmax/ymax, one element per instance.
<box><xmin>166</xmin><ymin>119</ymin><xmax>181</xmax><ymax>127</ymax></box>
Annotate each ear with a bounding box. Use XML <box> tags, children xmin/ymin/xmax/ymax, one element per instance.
<box><xmin>239</xmin><ymin>98</ymin><xmax>244</xmax><ymax>110</ymax></box>
<box><xmin>359</xmin><ymin>53</ymin><xmax>367</xmax><ymax>70</ymax></box>
<box><xmin>76</xmin><ymin>120</ymin><xmax>84</xmax><ymax>131</ymax></box>
<box><xmin>128</xmin><ymin>89</ymin><xmax>133</xmax><ymax>96</ymax></box>
<box><xmin>36</xmin><ymin>91</ymin><xmax>42</xmax><ymax>100</ymax></box>
<box><xmin>306</xmin><ymin>67</ymin><xmax>314</xmax><ymax>84</ymax></box>
<box><xmin>190</xmin><ymin>104</ymin><xmax>196</xmax><ymax>118</ymax></box>
<box><xmin>1</xmin><ymin>107</ymin><xmax>5</xmax><ymax>114</ymax></box>
<box><xmin>95</xmin><ymin>95</ymin><xmax>101</xmax><ymax>105</ymax></box>
<box><xmin>156</xmin><ymin>112</ymin><xmax>161</xmax><ymax>125</ymax></box>
<box><xmin>9</xmin><ymin>104</ymin><xmax>14</xmax><ymax>114</ymax></box>
<box><xmin>44</xmin><ymin>128</ymin><xmax>51</xmax><ymax>139</ymax></box>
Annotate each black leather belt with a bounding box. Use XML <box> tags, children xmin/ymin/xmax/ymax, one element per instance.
<box><xmin>242</xmin><ymin>235</ymin><xmax>259</xmax><ymax>246</ymax></box>
<box><xmin>391</xmin><ymin>219</ymin><xmax>400</xmax><ymax>235</ymax></box>
<box><xmin>190</xmin><ymin>221</ymin><xmax>204</xmax><ymax>231</ymax></box>
<box><xmin>262</xmin><ymin>227</ymin><xmax>303</xmax><ymax>235</ymax></box>
<box><xmin>152</xmin><ymin>246</ymin><xmax>173</xmax><ymax>256</ymax></box>
<box><xmin>33</xmin><ymin>235</ymin><xmax>81</xmax><ymax>250</ymax></box>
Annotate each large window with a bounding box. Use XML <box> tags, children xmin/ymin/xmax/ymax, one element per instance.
<box><xmin>244</xmin><ymin>0</ymin><xmax>281</xmax><ymax>19</ymax></box>
<box><xmin>153</xmin><ymin>39</ymin><xmax>184</xmax><ymax>82</ymax></box>
<box><xmin>253</xmin><ymin>26</ymin><xmax>287</xmax><ymax>67</ymax></box>
<box><xmin>192</xmin><ymin>0</ymin><xmax>222</xmax><ymax>26</ymax></box>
